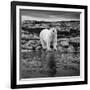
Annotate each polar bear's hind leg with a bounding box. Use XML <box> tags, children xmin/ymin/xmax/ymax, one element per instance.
<box><xmin>46</xmin><ymin>40</ymin><xmax>51</xmax><ymax>51</ymax></box>
<box><xmin>40</xmin><ymin>39</ymin><xmax>47</xmax><ymax>49</ymax></box>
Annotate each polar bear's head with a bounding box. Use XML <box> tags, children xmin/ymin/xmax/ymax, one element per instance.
<box><xmin>49</xmin><ymin>27</ymin><xmax>57</xmax><ymax>41</ymax></box>
<box><xmin>50</xmin><ymin>27</ymin><xmax>57</xmax><ymax>35</ymax></box>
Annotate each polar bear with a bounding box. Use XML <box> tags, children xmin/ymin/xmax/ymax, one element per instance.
<box><xmin>39</xmin><ymin>28</ymin><xmax>57</xmax><ymax>51</ymax></box>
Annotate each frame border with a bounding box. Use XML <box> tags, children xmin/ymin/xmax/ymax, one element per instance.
<box><xmin>11</xmin><ymin>1</ymin><xmax>88</xmax><ymax>89</ymax></box>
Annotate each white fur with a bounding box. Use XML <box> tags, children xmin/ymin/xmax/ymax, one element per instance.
<box><xmin>39</xmin><ymin>28</ymin><xmax>57</xmax><ymax>51</ymax></box>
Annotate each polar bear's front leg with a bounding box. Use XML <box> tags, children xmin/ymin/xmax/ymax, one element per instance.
<box><xmin>53</xmin><ymin>40</ymin><xmax>57</xmax><ymax>51</ymax></box>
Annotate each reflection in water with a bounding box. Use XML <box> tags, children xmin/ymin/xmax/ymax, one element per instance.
<box><xmin>20</xmin><ymin>50</ymin><xmax>80</xmax><ymax>79</ymax></box>
<box><xmin>41</xmin><ymin>51</ymin><xmax>56</xmax><ymax>77</ymax></box>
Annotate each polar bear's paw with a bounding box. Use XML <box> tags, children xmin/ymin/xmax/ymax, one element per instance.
<box><xmin>54</xmin><ymin>48</ymin><xmax>57</xmax><ymax>51</ymax></box>
<box><xmin>47</xmin><ymin>48</ymin><xmax>52</xmax><ymax>51</ymax></box>
<box><xmin>53</xmin><ymin>45</ymin><xmax>57</xmax><ymax>51</ymax></box>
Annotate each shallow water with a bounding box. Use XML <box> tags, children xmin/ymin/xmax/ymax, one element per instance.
<box><xmin>20</xmin><ymin>50</ymin><xmax>80</xmax><ymax>79</ymax></box>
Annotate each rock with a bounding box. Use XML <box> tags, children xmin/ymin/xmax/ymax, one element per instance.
<box><xmin>67</xmin><ymin>45</ymin><xmax>75</xmax><ymax>52</ymax></box>
<box><xmin>60</xmin><ymin>40</ymin><xmax>69</xmax><ymax>47</ymax></box>
<box><xmin>58</xmin><ymin>46</ymin><xmax>64</xmax><ymax>52</ymax></box>
<box><xmin>36</xmin><ymin>46</ymin><xmax>42</xmax><ymax>50</ymax></box>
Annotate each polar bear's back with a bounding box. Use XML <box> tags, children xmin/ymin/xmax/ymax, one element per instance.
<box><xmin>40</xmin><ymin>29</ymin><xmax>50</xmax><ymax>35</ymax></box>
<box><xmin>40</xmin><ymin>29</ymin><xmax>50</xmax><ymax>40</ymax></box>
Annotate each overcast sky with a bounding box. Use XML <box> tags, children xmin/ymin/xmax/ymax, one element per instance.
<box><xmin>20</xmin><ymin>9</ymin><xmax>80</xmax><ymax>22</ymax></box>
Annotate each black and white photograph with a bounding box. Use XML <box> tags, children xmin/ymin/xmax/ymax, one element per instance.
<box><xmin>20</xmin><ymin>9</ymin><xmax>80</xmax><ymax>79</ymax></box>
<box><xmin>11</xmin><ymin>1</ymin><xmax>87</xmax><ymax>89</ymax></box>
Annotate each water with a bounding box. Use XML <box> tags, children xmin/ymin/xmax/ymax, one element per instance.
<box><xmin>20</xmin><ymin>50</ymin><xmax>80</xmax><ymax>79</ymax></box>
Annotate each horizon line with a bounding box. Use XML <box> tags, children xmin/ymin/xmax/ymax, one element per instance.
<box><xmin>22</xmin><ymin>19</ymin><xmax>80</xmax><ymax>22</ymax></box>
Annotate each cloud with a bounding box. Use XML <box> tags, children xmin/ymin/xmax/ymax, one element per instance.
<box><xmin>21</xmin><ymin>9</ymin><xmax>80</xmax><ymax>21</ymax></box>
